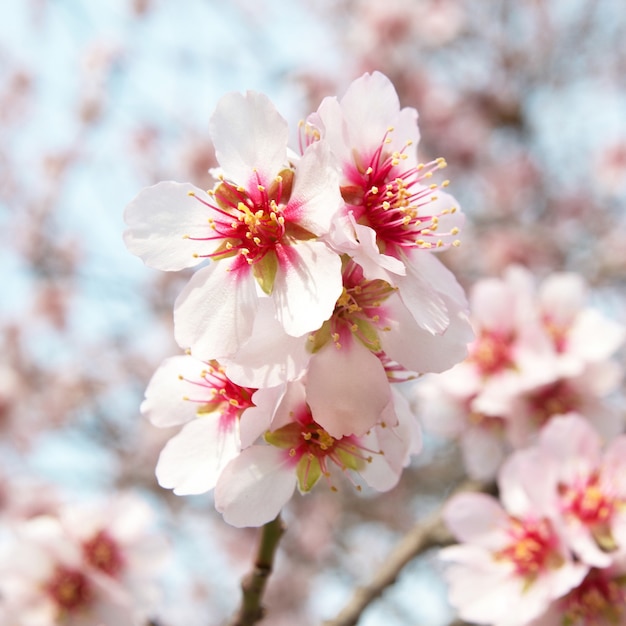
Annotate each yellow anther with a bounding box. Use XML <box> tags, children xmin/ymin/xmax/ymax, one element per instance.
<box><xmin>187</xmin><ymin>190</ymin><xmax>196</xmax><ymax>196</ymax></box>
<box><xmin>453</xmin><ymin>240</ymin><xmax>461</xmax><ymax>247</ymax></box>
<box><xmin>451</xmin><ymin>227</ymin><xmax>460</xmax><ymax>235</ymax></box>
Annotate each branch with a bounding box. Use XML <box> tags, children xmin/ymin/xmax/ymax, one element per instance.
<box><xmin>322</xmin><ymin>480</ymin><xmax>490</xmax><ymax>626</ymax></box>
<box><xmin>228</xmin><ymin>515</ymin><xmax>286</xmax><ymax>626</ymax></box>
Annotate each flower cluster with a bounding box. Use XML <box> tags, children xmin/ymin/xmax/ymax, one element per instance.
<box><xmin>442</xmin><ymin>414</ymin><xmax>626</xmax><ymax>626</ymax></box>
<box><xmin>0</xmin><ymin>493</ymin><xmax>168</xmax><ymax>625</ymax></box>
<box><xmin>413</xmin><ymin>265</ymin><xmax>625</xmax><ymax>480</ymax></box>
<box><xmin>124</xmin><ymin>72</ymin><xmax>473</xmax><ymax>527</ymax></box>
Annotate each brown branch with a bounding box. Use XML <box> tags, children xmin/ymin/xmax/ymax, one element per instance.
<box><xmin>228</xmin><ymin>515</ymin><xmax>286</xmax><ymax>626</ymax></box>
<box><xmin>322</xmin><ymin>480</ymin><xmax>491</xmax><ymax>626</ymax></box>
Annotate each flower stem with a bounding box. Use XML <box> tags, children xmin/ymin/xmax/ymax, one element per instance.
<box><xmin>228</xmin><ymin>515</ymin><xmax>286</xmax><ymax>626</ymax></box>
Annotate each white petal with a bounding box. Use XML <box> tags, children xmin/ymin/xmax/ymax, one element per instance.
<box><xmin>443</xmin><ymin>492</ymin><xmax>509</xmax><ymax>547</ymax></box>
<box><xmin>155</xmin><ymin>418</ymin><xmax>240</xmax><ymax>495</ymax></box>
<box><xmin>214</xmin><ymin>446</ymin><xmax>296</xmax><ymax>527</ymax></box>
<box><xmin>272</xmin><ymin>240</ymin><xmax>342</xmax><ymax>337</ymax></box>
<box><xmin>285</xmin><ymin>140</ymin><xmax>342</xmax><ymax>236</ymax></box>
<box><xmin>210</xmin><ymin>91</ymin><xmax>288</xmax><ymax>184</ymax></box>
<box><xmin>222</xmin><ymin>299</ymin><xmax>310</xmax><ymax>388</ymax></box>
<box><xmin>174</xmin><ymin>262</ymin><xmax>258</xmax><ymax>360</ymax></box>
<box><xmin>394</xmin><ymin>253</ymin><xmax>456</xmax><ymax>334</ymax></box>
<box><xmin>123</xmin><ymin>181</ymin><xmax>209</xmax><ymax>271</ymax></box>
<box><xmin>141</xmin><ymin>355</ymin><xmax>210</xmax><ymax>427</ymax></box>
<box><xmin>306</xmin><ymin>339</ymin><xmax>391</xmax><ymax>438</ymax></box>
<box><xmin>380</xmin><ymin>292</ymin><xmax>473</xmax><ymax>373</ymax></box>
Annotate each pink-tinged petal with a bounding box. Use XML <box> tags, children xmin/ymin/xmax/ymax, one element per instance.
<box><xmin>602</xmin><ymin>436</ymin><xmax>626</xmax><ymax>493</ymax></box>
<box><xmin>155</xmin><ymin>418</ymin><xmax>240</xmax><ymax>495</ymax></box>
<box><xmin>238</xmin><ymin>386</ymin><xmax>284</xmax><ymax>448</ymax></box>
<box><xmin>460</xmin><ymin>427</ymin><xmax>507</xmax><ymax>482</ymax></box>
<box><xmin>470</xmin><ymin>277</ymin><xmax>520</xmax><ymax>334</ymax></box>
<box><xmin>498</xmin><ymin>448</ymin><xmax>557</xmax><ymax>517</ymax></box>
<box><xmin>306</xmin><ymin>339</ymin><xmax>391</xmax><ymax>438</ymax></box>
<box><xmin>443</xmin><ymin>493</ymin><xmax>510</xmax><ymax>548</ymax></box>
<box><xmin>221</xmin><ymin>299</ymin><xmax>310</xmax><ymax>388</ymax></box>
<box><xmin>359</xmin><ymin>431</ymin><xmax>402</xmax><ymax>492</ymax></box>
<box><xmin>272</xmin><ymin>240</ymin><xmax>342</xmax><ymax>337</ymax></box>
<box><xmin>141</xmin><ymin>355</ymin><xmax>207</xmax><ymax>427</ymax></box>
<box><xmin>394</xmin><ymin>252</ymin><xmax>467</xmax><ymax>334</ymax></box>
<box><xmin>313</xmin><ymin>96</ymin><xmax>352</xmax><ymax>165</ymax></box>
<box><xmin>445</xmin><ymin>563</ymin><xmax>527</xmax><ymax>626</ymax></box>
<box><xmin>380</xmin><ymin>292</ymin><xmax>472</xmax><ymax>373</ymax></box>
<box><xmin>339</xmin><ymin>72</ymin><xmax>419</xmax><ymax>156</ymax></box>
<box><xmin>415</xmin><ymin>378</ymin><xmax>466</xmax><ymax>438</ymax></box>
<box><xmin>538</xmin><ymin>413</ymin><xmax>602</xmax><ymax>469</ymax></box>
<box><xmin>123</xmin><ymin>182</ymin><xmax>210</xmax><ymax>271</ymax></box>
<box><xmin>209</xmin><ymin>91</ymin><xmax>288</xmax><ymax>184</ymax></box>
<box><xmin>174</xmin><ymin>262</ymin><xmax>258</xmax><ymax>360</ymax></box>
<box><xmin>214</xmin><ymin>446</ymin><xmax>296</xmax><ymax>528</ymax></box>
<box><xmin>568</xmin><ymin>309</ymin><xmax>625</xmax><ymax>361</ymax></box>
<box><xmin>539</xmin><ymin>273</ymin><xmax>586</xmax><ymax>326</ymax></box>
<box><xmin>284</xmin><ymin>141</ymin><xmax>342</xmax><ymax>235</ymax></box>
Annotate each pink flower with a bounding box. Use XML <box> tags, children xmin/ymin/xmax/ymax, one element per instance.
<box><xmin>124</xmin><ymin>90</ymin><xmax>343</xmax><ymax>362</ymax></box>
<box><xmin>442</xmin><ymin>459</ymin><xmax>588</xmax><ymax>626</ymax></box>
<box><xmin>214</xmin><ymin>379</ymin><xmax>421</xmax><ymax>527</ymax></box>
<box><xmin>530</xmin><ymin>563</ymin><xmax>626</xmax><ymax>626</ymax></box>
<box><xmin>308</xmin><ymin>71</ymin><xmax>470</xmax><ymax>338</ymax></box>
<box><xmin>413</xmin><ymin>265</ymin><xmax>625</xmax><ymax>480</ymax></box>
<box><xmin>141</xmin><ymin>354</ymin><xmax>255</xmax><ymax>495</ymax></box>
<box><xmin>0</xmin><ymin>494</ymin><xmax>167</xmax><ymax>625</ymax></box>
<box><xmin>528</xmin><ymin>414</ymin><xmax>626</xmax><ymax>568</ymax></box>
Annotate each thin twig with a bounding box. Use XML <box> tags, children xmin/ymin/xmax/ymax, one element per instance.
<box><xmin>322</xmin><ymin>480</ymin><xmax>490</xmax><ymax>626</ymax></box>
<box><xmin>228</xmin><ymin>515</ymin><xmax>286</xmax><ymax>626</ymax></box>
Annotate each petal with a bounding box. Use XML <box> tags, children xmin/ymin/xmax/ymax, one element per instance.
<box><xmin>272</xmin><ymin>240</ymin><xmax>342</xmax><ymax>337</ymax></box>
<box><xmin>284</xmin><ymin>140</ymin><xmax>342</xmax><ymax>235</ymax></box>
<box><xmin>141</xmin><ymin>355</ymin><xmax>210</xmax><ymax>427</ymax></box>
<box><xmin>340</xmin><ymin>72</ymin><xmax>418</xmax><ymax>157</ymax></box>
<box><xmin>174</xmin><ymin>262</ymin><xmax>258</xmax><ymax>360</ymax></box>
<box><xmin>306</xmin><ymin>339</ymin><xmax>391</xmax><ymax>438</ymax></box>
<box><xmin>443</xmin><ymin>492</ymin><xmax>510</xmax><ymax>547</ymax></box>
<box><xmin>221</xmin><ymin>298</ymin><xmax>310</xmax><ymax>388</ymax></box>
<box><xmin>380</xmin><ymin>292</ymin><xmax>473</xmax><ymax>373</ymax></box>
<box><xmin>123</xmin><ymin>181</ymin><xmax>209</xmax><ymax>271</ymax></box>
<box><xmin>210</xmin><ymin>91</ymin><xmax>288</xmax><ymax>184</ymax></box>
<box><xmin>394</xmin><ymin>252</ymin><xmax>467</xmax><ymax>334</ymax></box>
<box><xmin>214</xmin><ymin>446</ymin><xmax>296</xmax><ymax>527</ymax></box>
<box><xmin>155</xmin><ymin>417</ymin><xmax>240</xmax><ymax>495</ymax></box>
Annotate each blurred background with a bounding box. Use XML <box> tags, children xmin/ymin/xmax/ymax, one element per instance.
<box><xmin>1</xmin><ymin>1</ymin><xmax>625</xmax><ymax>624</ymax></box>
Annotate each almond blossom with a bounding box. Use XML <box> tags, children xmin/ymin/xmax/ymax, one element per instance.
<box><xmin>124</xmin><ymin>90</ymin><xmax>343</xmax><ymax>363</ymax></box>
<box><xmin>523</xmin><ymin>414</ymin><xmax>626</xmax><ymax>569</ymax></box>
<box><xmin>0</xmin><ymin>494</ymin><xmax>167</xmax><ymax>626</ymax></box>
<box><xmin>442</xmin><ymin>461</ymin><xmax>588</xmax><ymax>626</ymax></box>
<box><xmin>413</xmin><ymin>265</ymin><xmax>625</xmax><ymax>480</ymax></box>
<box><xmin>214</xmin><ymin>378</ymin><xmax>421</xmax><ymax>527</ymax></box>
<box><xmin>141</xmin><ymin>354</ymin><xmax>256</xmax><ymax>495</ymax></box>
<box><xmin>307</xmin><ymin>71</ymin><xmax>469</xmax><ymax>339</ymax></box>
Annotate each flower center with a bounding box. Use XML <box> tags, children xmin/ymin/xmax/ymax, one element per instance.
<box><xmin>342</xmin><ymin>128</ymin><xmax>460</xmax><ymax>255</ymax></box>
<box><xmin>559</xmin><ymin>472</ymin><xmax>624</xmax><ymax>551</ymax></box>
<box><xmin>264</xmin><ymin>409</ymin><xmax>377</xmax><ymax>493</ymax></box>
<box><xmin>309</xmin><ymin>259</ymin><xmax>396</xmax><ymax>354</ymax></box>
<box><xmin>45</xmin><ymin>566</ymin><xmax>92</xmax><ymax>613</ymax></box>
<box><xmin>82</xmin><ymin>530</ymin><xmax>124</xmax><ymax>577</ymax></box>
<box><xmin>561</xmin><ymin>569</ymin><xmax>626</xmax><ymax>625</ymax></box>
<box><xmin>181</xmin><ymin>360</ymin><xmax>256</xmax><ymax>429</ymax></box>
<box><xmin>527</xmin><ymin>380</ymin><xmax>580</xmax><ymax>428</ymax></box>
<box><xmin>469</xmin><ymin>330</ymin><xmax>515</xmax><ymax>376</ymax></box>
<box><xmin>185</xmin><ymin>169</ymin><xmax>310</xmax><ymax>293</ymax></box>
<box><xmin>495</xmin><ymin>517</ymin><xmax>563</xmax><ymax>581</ymax></box>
